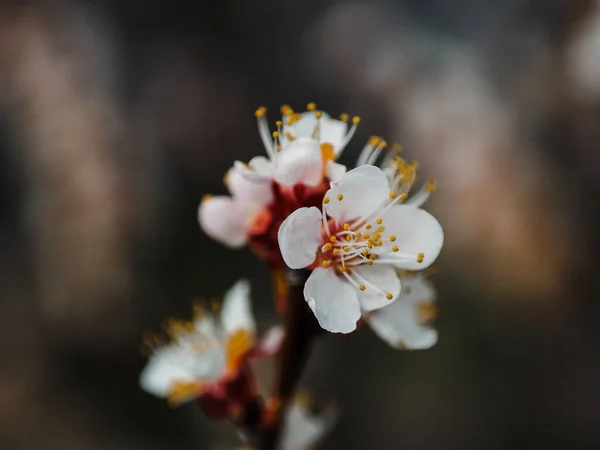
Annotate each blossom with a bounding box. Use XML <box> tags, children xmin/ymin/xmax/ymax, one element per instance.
<box><xmin>198</xmin><ymin>104</ymin><xmax>355</xmax><ymax>251</ymax></box>
<box><xmin>139</xmin><ymin>280</ymin><xmax>283</xmax><ymax>413</ymax></box>
<box><xmin>278</xmin><ymin>165</ymin><xmax>443</xmax><ymax>333</ymax></box>
<box><xmin>277</xmin><ymin>394</ymin><xmax>338</xmax><ymax>450</ymax></box>
<box><xmin>367</xmin><ymin>273</ymin><xmax>439</xmax><ymax>350</ymax></box>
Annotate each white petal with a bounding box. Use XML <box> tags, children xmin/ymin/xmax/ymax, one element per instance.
<box><xmin>354</xmin><ymin>265</ymin><xmax>401</xmax><ymax>312</ymax></box>
<box><xmin>284</xmin><ymin>112</ymin><xmax>319</xmax><ymax>140</ymax></box>
<box><xmin>273</xmin><ymin>138</ymin><xmax>323</xmax><ymax>187</ymax></box>
<box><xmin>280</xmin><ymin>402</ymin><xmax>334</xmax><ymax>450</ymax></box>
<box><xmin>248</xmin><ymin>155</ymin><xmax>274</xmax><ymax>177</ymax></box>
<box><xmin>368</xmin><ymin>276</ymin><xmax>438</xmax><ymax>350</ymax></box>
<box><xmin>198</xmin><ymin>196</ymin><xmax>251</xmax><ymax>248</ymax></box>
<box><xmin>253</xmin><ymin>325</ymin><xmax>284</xmax><ymax>357</ymax></box>
<box><xmin>320</xmin><ymin>115</ymin><xmax>348</xmax><ymax>151</ymax></box>
<box><xmin>324</xmin><ymin>165</ymin><xmax>390</xmax><ymax>223</ymax></box>
<box><xmin>139</xmin><ymin>349</ymin><xmax>194</xmax><ymax>398</ymax></box>
<box><xmin>304</xmin><ymin>268</ymin><xmax>361</xmax><ymax>333</ymax></box>
<box><xmin>277</xmin><ymin>207</ymin><xmax>323</xmax><ymax>269</ymax></box>
<box><xmin>382</xmin><ymin>205</ymin><xmax>444</xmax><ymax>270</ymax></box>
<box><xmin>220</xmin><ymin>279</ymin><xmax>256</xmax><ymax>336</ymax></box>
<box><xmin>226</xmin><ymin>164</ymin><xmax>273</xmax><ymax>207</ymax></box>
<box><xmin>325</xmin><ymin>160</ymin><xmax>347</xmax><ymax>182</ymax></box>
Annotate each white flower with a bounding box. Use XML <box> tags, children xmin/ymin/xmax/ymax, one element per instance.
<box><xmin>368</xmin><ymin>273</ymin><xmax>439</xmax><ymax>350</ymax></box>
<box><xmin>278</xmin><ymin>395</ymin><xmax>337</xmax><ymax>450</ymax></box>
<box><xmin>198</xmin><ymin>104</ymin><xmax>356</xmax><ymax>249</ymax></box>
<box><xmin>249</xmin><ymin>104</ymin><xmax>356</xmax><ymax>187</ymax></box>
<box><xmin>139</xmin><ymin>280</ymin><xmax>259</xmax><ymax>405</ymax></box>
<box><xmin>277</xmin><ymin>165</ymin><xmax>443</xmax><ymax>334</ymax></box>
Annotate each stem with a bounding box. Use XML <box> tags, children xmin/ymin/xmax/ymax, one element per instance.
<box><xmin>260</xmin><ymin>269</ymin><xmax>323</xmax><ymax>450</ymax></box>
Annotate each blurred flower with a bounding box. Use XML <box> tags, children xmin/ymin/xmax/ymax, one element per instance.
<box><xmin>278</xmin><ymin>165</ymin><xmax>443</xmax><ymax>333</ymax></box>
<box><xmin>367</xmin><ymin>273</ymin><xmax>438</xmax><ymax>350</ymax></box>
<box><xmin>277</xmin><ymin>394</ymin><xmax>338</xmax><ymax>450</ymax></box>
<box><xmin>140</xmin><ymin>280</ymin><xmax>283</xmax><ymax>417</ymax></box>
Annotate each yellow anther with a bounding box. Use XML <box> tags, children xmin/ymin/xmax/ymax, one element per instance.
<box><xmin>339</xmin><ymin>113</ymin><xmax>349</xmax><ymax>122</ymax></box>
<box><xmin>321</xmin><ymin>260</ymin><xmax>331</xmax><ymax>268</ymax></box>
<box><xmin>362</xmin><ymin>249</ymin><xmax>369</xmax><ymax>256</ymax></box>
<box><xmin>425</xmin><ymin>177</ymin><xmax>437</xmax><ymax>193</ymax></box>
<box><xmin>343</xmin><ymin>223</ymin><xmax>350</xmax><ymax>230</ymax></box>
<box><xmin>340</xmin><ymin>266</ymin><xmax>348</xmax><ymax>273</ymax></box>
<box><xmin>255</xmin><ymin>106</ymin><xmax>267</xmax><ymax>117</ymax></box>
<box><xmin>368</xmin><ymin>241</ymin><xmax>373</xmax><ymax>249</ymax></box>
<box><xmin>333</xmin><ymin>248</ymin><xmax>340</xmax><ymax>255</ymax></box>
<box><xmin>369</xmin><ymin>254</ymin><xmax>377</xmax><ymax>261</ymax></box>
<box><xmin>330</xmin><ymin>236</ymin><xmax>337</xmax><ymax>242</ymax></box>
<box><xmin>386</xmin><ymin>293</ymin><xmax>393</xmax><ymax>300</ymax></box>
<box><xmin>391</xmin><ymin>143</ymin><xmax>402</xmax><ymax>153</ymax></box>
<box><xmin>352</xmin><ymin>116</ymin><xmax>361</xmax><ymax>124</ymax></box>
<box><xmin>285</xmin><ymin>131</ymin><xmax>296</xmax><ymax>141</ymax></box>
<box><xmin>363</xmin><ymin>233</ymin><xmax>369</xmax><ymax>239</ymax></box>
<box><xmin>400</xmin><ymin>193</ymin><xmax>408</xmax><ymax>200</ymax></box>
<box><xmin>337</xmin><ymin>194</ymin><xmax>344</xmax><ymax>201</ymax></box>
<box><xmin>307</xmin><ymin>102</ymin><xmax>316</xmax><ymax>111</ymax></box>
<box><xmin>202</xmin><ymin>194</ymin><xmax>213</xmax><ymax>202</ymax></box>
<box><xmin>376</xmin><ymin>218</ymin><xmax>383</xmax><ymax>224</ymax></box>
<box><xmin>275</xmin><ymin>120</ymin><xmax>282</xmax><ymax>127</ymax></box>
<box><xmin>366</xmin><ymin>224</ymin><xmax>372</xmax><ymax>230</ymax></box>
<box><xmin>380</xmin><ymin>140</ymin><xmax>388</xmax><ymax>148</ymax></box>
<box><xmin>323</xmin><ymin>197</ymin><xmax>330</xmax><ymax>204</ymax></box>
<box><xmin>368</xmin><ymin>136</ymin><xmax>381</xmax><ymax>146</ymax></box>
<box><xmin>276</xmin><ymin>145</ymin><xmax>281</xmax><ymax>152</ymax></box>
<box><xmin>392</xmin><ymin>245</ymin><xmax>399</xmax><ymax>252</ymax></box>
<box><xmin>343</xmin><ymin>246</ymin><xmax>350</xmax><ymax>252</ymax></box>
<box><xmin>375</xmin><ymin>240</ymin><xmax>383</xmax><ymax>247</ymax></box>
<box><xmin>345</xmin><ymin>235</ymin><xmax>352</xmax><ymax>241</ymax></box>
<box><xmin>417</xmin><ymin>253</ymin><xmax>424</xmax><ymax>263</ymax></box>
<box><xmin>315</xmin><ymin>111</ymin><xmax>323</xmax><ymax>119</ymax></box>
<box><xmin>367</xmin><ymin>260</ymin><xmax>374</xmax><ymax>266</ymax></box>
<box><xmin>323</xmin><ymin>243</ymin><xmax>333</xmax><ymax>251</ymax></box>
<box><xmin>389</xmin><ymin>192</ymin><xmax>397</xmax><ymax>199</ymax></box>
<box><xmin>377</xmin><ymin>226</ymin><xmax>385</xmax><ymax>232</ymax></box>
<box><xmin>280</xmin><ymin>104</ymin><xmax>293</xmax><ymax>115</ymax></box>
<box><xmin>272</xmin><ymin>131</ymin><xmax>279</xmax><ymax>138</ymax></box>
<box><xmin>372</xmin><ymin>233</ymin><xmax>381</xmax><ymax>241</ymax></box>
<box><xmin>359</xmin><ymin>284</ymin><xmax>366</xmax><ymax>291</ymax></box>
<box><xmin>355</xmin><ymin>232</ymin><xmax>362</xmax><ymax>238</ymax></box>
<box><xmin>390</xmin><ymin>235</ymin><xmax>396</xmax><ymax>242</ymax></box>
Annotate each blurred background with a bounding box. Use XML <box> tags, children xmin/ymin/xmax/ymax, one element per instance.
<box><xmin>1</xmin><ymin>0</ymin><xmax>599</xmax><ymax>448</ymax></box>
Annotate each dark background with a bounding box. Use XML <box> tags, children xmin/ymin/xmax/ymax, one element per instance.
<box><xmin>1</xmin><ymin>0</ymin><xmax>599</xmax><ymax>448</ymax></box>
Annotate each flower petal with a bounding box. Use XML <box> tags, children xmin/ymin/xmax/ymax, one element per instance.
<box><xmin>324</xmin><ymin>165</ymin><xmax>389</xmax><ymax>223</ymax></box>
<box><xmin>198</xmin><ymin>196</ymin><xmax>251</xmax><ymax>248</ymax></box>
<box><xmin>248</xmin><ymin>155</ymin><xmax>273</xmax><ymax>177</ymax></box>
<box><xmin>368</xmin><ymin>276</ymin><xmax>438</xmax><ymax>350</ymax></box>
<box><xmin>320</xmin><ymin>115</ymin><xmax>348</xmax><ymax>151</ymax></box>
<box><xmin>381</xmin><ymin>205</ymin><xmax>444</xmax><ymax>270</ymax></box>
<box><xmin>139</xmin><ymin>347</ymin><xmax>196</xmax><ymax>398</ymax></box>
<box><xmin>325</xmin><ymin>160</ymin><xmax>347</xmax><ymax>182</ymax></box>
<box><xmin>252</xmin><ymin>325</ymin><xmax>284</xmax><ymax>358</ymax></box>
<box><xmin>220</xmin><ymin>279</ymin><xmax>256</xmax><ymax>336</ymax></box>
<box><xmin>278</xmin><ymin>207</ymin><xmax>323</xmax><ymax>269</ymax></box>
<box><xmin>273</xmin><ymin>138</ymin><xmax>323</xmax><ymax>187</ymax></box>
<box><xmin>280</xmin><ymin>401</ymin><xmax>337</xmax><ymax>450</ymax></box>
<box><xmin>226</xmin><ymin>164</ymin><xmax>273</xmax><ymax>207</ymax></box>
<box><xmin>354</xmin><ymin>265</ymin><xmax>401</xmax><ymax>312</ymax></box>
<box><xmin>304</xmin><ymin>268</ymin><xmax>361</xmax><ymax>333</ymax></box>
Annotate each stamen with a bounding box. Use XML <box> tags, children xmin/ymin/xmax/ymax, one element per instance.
<box><xmin>337</xmin><ymin>194</ymin><xmax>344</xmax><ymax>201</ymax></box>
<box><xmin>390</xmin><ymin>235</ymin><xmax>396</xmax><ymax>242</ymax></box>
<box><xmin>392</xmin><ymin>245</ymin><xmax>399</xmax><ymax>252</ymax></box>
<box><xmin>322</xmin><ymin>243</ymin><xmax>333</xmax><ymax>252</ymax></box>
<box><xmin>307</xmin><ymin>102</ymin><xmax>316</xmax><ymax>111</ymax></box>
<box><xmin>339</xmin><ymin>113</ymin><xmax>349</xmax><ymax>122</ymax></box>
<box><xmin>323</xmin><ymin>197</ymin><xmax>330</xmax><ymax>204</ymax></box>
<box><xmin>343</xmin><ymin>223</ymin><xmax>350</xmax><ymax>230</ymax></box>
<box><xmin>321</xmin><ymin>260</ymin><xmax>330</xmax><ymax>268</ymax></box>
<box><xmin>417</xmin><ymin>253</ymin><xmax>424</xmax><ymax>263</ymax></box>
<box><xmin>376</xmin><ymin>218</ymin><xmax>383</xmax><ymax>224</ymax></box>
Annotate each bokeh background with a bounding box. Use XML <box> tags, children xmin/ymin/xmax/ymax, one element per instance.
<box><xmin>1</xmin><ymin>0</ymin><xmax>600</xmax><ymax>448</ymax></box>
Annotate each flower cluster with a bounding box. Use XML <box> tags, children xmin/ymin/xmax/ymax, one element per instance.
<box><xmin>141</xmin><ymin>103</ymin><xmax>444</xmax><ymax>449</ymax></box>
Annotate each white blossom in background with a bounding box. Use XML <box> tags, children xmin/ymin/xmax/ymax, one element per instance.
<box><xmin>278</xmin><ymin>396</ymin><xmax>338</xmax><ymax>450</ymax></box>
<box><xmin>278</xmin><ymin>165</ymin><xmax>443</xmax><ymax>334</ymax></box>
<box><xmin>368</xmin><ymin>273</ymin><xmax>439</xmax><ymax>350</ymax></box>
<box><xmin>140</xmin><ymin>280</ymin><xmax>281</xmax><ymax>405</ymax></box>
